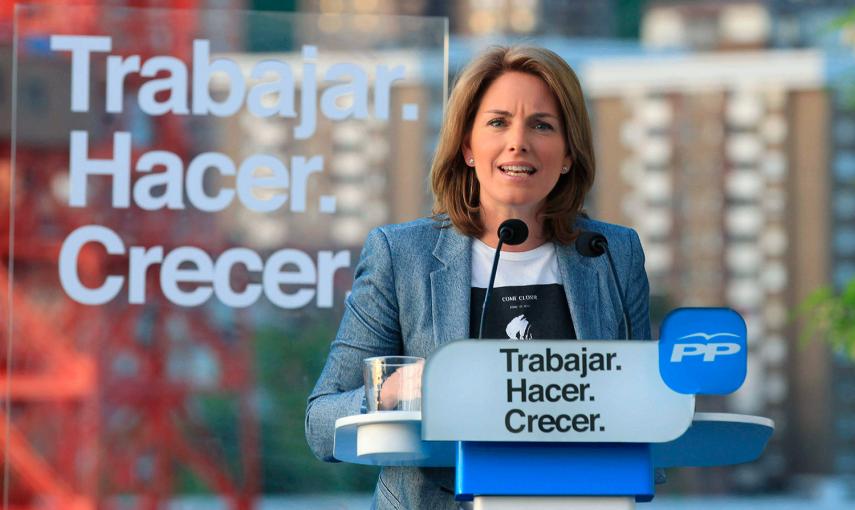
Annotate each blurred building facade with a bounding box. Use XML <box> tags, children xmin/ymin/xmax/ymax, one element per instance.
<box><xmin>829</xmin><ymin>81</ymin><xmax>855</xmax><ymax>478</ymax></box>
<box><xmin>589</xmin><ymin>0</ymin><xmax>855</xmax><ymax>492</ymax></box>
<box><xmin>586</xmin><ymin>49</ymin><xmax>828</xmax><ymax>489</ymax></box>
<box><xmin>299</xmin><ymin>0</ymin><xmax>646</xmax><ymax>38</ymax></box>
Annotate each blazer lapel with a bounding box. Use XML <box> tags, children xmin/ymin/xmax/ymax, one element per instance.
<box><xmin>430</xmin><ymin>226</ymin><xmax>472</xmax><ymax>347</ymax></box>
<box><xmin>556</xmin><ymin>242</ymin><xmax>615</xmax><ymax>340</ymax></box>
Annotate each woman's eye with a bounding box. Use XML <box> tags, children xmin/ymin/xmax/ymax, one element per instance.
<box><xmin>487</xmin><ymin>118</ymin><xmax>506</xmax><ymax>127</ymax></box>
<box><xmin>533</xmin><ymin>121</ymin><xmax>554</xmax><ymax>131</ymax></box>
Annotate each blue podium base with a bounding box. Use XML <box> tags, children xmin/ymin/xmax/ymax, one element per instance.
<box><xmin>455</xmin><ymin>442</ymin><xmax>654</xmax><ymax>502</ymax></box>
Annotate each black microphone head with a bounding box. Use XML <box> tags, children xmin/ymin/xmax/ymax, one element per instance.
<box><xmin>575</xmin><ymin>231</ymin><xmax>607</xmax><ymax>257</ymax></box>
<box><xmin>497</xmin><ymin>219</ymin><xmax>528</xmax><ymax>246</ymax></box>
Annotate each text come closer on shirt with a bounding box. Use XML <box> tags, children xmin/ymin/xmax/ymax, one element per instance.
<box><xmin>469</xmin><ymin>239</ymin><xmax>576</xmax><ymax>340</ymax></box>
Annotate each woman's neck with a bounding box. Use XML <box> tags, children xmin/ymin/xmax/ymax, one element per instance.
<box><xmin>478</xmin><ymin>207</ymin><xmax>546</xmax><ymax>252</ymax></box>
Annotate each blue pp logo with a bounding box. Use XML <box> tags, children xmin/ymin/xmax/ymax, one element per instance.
<box><xmin>659</xmin><ymin>308</ymin><xmax>747</xmax><ymax>395</ymax></box>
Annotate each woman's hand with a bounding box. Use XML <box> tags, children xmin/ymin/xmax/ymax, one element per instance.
<box><xmin>378</xmin><ymin>360</ymin><xmax>424</xmax><ymax>410</ymax></box>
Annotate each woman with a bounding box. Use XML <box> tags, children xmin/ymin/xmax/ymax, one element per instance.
<box><xmin>305</xmin><ymin>45</ymin><xmax>650</xmax><ymax>509</ymax></box>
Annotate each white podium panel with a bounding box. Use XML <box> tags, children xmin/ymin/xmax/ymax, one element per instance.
<box><xmin>334</xmin><ymin>412</ymin><xmax>455</xmax><ymax>466</ymax></box>
<box><xmin>423</xmin><ymin>340</ymin><xmax>695</xmax><ymax>443</ymax></box>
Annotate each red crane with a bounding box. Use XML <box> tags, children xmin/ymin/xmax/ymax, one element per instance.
<box><xmin>1</xmin><ymin>2</ymin><xmax>259</xmax><ymax>508</ymax></box>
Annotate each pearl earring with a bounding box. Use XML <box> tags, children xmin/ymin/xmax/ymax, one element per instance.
<box><xmin>468</xmin><ymin>158</ymin><xmax>475</xmax><ymax>165</ymax></box>
<box><xmin>561</xmin><ymin>166</ymin><xmax>570</xmax><ymax>174</ymax></box>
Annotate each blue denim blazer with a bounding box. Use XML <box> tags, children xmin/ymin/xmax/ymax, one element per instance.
<box><xmin>305</xmin><ymin>216</ymin><xmax>651</xmax><ymax>509</ymax></box>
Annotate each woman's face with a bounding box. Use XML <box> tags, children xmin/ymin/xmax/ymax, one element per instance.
<box><xmin>463</xmin><ymin>71</ymin><xmax>571</xmax><ymax>219</ymax></box>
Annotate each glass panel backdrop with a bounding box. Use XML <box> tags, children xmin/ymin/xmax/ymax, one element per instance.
<box><xmin>5</xmin><ymin>5</ymin><xmax>446</xmax><ymax>508</ymax></box>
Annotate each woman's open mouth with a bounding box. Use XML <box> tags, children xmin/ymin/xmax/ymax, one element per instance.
<box><xmin>498</xmin><ymin>164</ymin><xmax>537</xmax><ymax>176</ymax></box>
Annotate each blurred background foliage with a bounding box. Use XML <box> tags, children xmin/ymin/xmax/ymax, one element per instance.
<box><xmin>253</xmin><ymin>317</ymin><xmax>378</xmax><ymax>492</ymax></box>
<box><xmin>800</xmin><ymin>279</ymin><xmax>855</xmax><ymax>361</ymax></box>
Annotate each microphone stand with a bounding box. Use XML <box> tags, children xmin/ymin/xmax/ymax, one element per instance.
<box><xmin>478</xmin><ymin>238</ymin><xmax>504</xmax><ymax>340</ymax></box>
<box><xmin>478</xmin><ymin>219</ymin><xmax>528</xmax><ymax>339</ymax></box>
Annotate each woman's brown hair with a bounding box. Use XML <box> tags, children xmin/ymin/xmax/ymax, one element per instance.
<box><xmin>430</xmin><ymin>46</ymin><xmax>595</xmax><ymax>244</ymax></box>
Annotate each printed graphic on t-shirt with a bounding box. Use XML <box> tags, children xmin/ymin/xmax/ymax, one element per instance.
<box><xmin>469</xmin><ymin>284</ymin><xmax>576</xmax><ymax>340</ymax></box>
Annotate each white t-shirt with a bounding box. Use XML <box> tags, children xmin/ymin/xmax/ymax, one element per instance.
<box><xmin>469</xmin><ymin>239</ymin><xmax>576</xmax><ymax>340</ymax></box>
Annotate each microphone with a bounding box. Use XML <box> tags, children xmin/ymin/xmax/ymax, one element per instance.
<box><xmin>575</xmin><ymin>231</ymin><xmax>632</xmax><ymax>339</ymax></box>
<box><xmin>478</xmin><ymin>219</ymin><xmax>528</xmax><ymax>339</ymax></box>
<box><xmin>498</xmin><ymin>219</ymin><xmax>528</xmax><ymax>245</ymax></box>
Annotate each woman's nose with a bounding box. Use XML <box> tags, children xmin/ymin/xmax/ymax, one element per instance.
<box><xmin>507</xmin><ymin>125</ymin><xmax>529</xmax><ymax>152</ymax></box>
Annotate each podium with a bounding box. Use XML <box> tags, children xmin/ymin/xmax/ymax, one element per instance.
<box><xmin>333</xmin><ymin>336</ymin><xmax>773</xmax><ymax>509</ymax></box>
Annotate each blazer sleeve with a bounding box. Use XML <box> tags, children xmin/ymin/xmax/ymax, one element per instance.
<box><xmin>304</xmin><ymin>227</ymin><xmax>404</xmax><ymax>461</ymax></box>
<box><xmin>626</xmin><ymin>228</ymin><xmax>652</xmax><ymax>340</ymax></box>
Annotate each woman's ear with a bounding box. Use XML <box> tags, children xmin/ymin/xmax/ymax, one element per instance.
<box><xmin>561</xmin><ymin>155</ymin><xmax>573</xmax><ymax>174</ymax></box>
<box><xmin>462</xmin><ymin>136</ymin><xmax>474</xmax><ymax>166</ymax></box>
